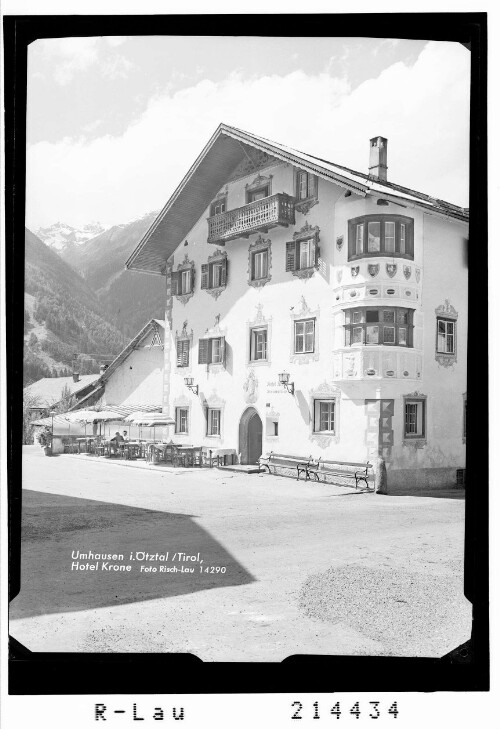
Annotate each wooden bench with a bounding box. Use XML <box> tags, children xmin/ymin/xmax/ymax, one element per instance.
<box><xmin>259</xmin><ymin>452</ymin><xmax>315</xmax><ymax>480</ymax></box>
<box><xmin>305</xmin><ymin>458</ymin><xmax>373</xmax><ymax>490</ymax></box>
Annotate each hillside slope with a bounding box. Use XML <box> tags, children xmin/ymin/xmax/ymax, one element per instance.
<box><xmin>24</xmin><ymin>228</ymin><xmax>127</xmax><ymax>384</ymax></box>
<box><xmin>59</xmin><ymin>212</ymin><xmax>165</xmax><ymax>337</ymax></box>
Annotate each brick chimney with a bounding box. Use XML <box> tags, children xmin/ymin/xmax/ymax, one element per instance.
<box><xmin>368</xmin><ymin>136</ymin><xmax>388</xmax><ymax>181</ymax></box>
<box><xmin>72</xmin><ymin>372</ymin><xmax>80</xmax><ymax>383</ymax></box>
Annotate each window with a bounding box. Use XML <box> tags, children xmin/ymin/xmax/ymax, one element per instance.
<box><xmin>295</xmin><ymin>319</ymin><xmax>315</xmax><ymax>353</ymax></box>
<box><xmin>199</xmin><ymin>336</ymin><xmax>226</xmax><ymax>365</ymax></box>
<box><xmin>180</xmin><ymin>269</ymin><xmax>191</xmax><ymax>294</ymax></box>
<box><xmin>404</xmin><ymin>399</ymin><xmax>426</xmax><ymax>438</ymax></box>
<box><xmin>176</xmin><ymin>339</ymin><xmax>189</xmax><ymax>367</ymax></box>
<box><xmin>286</xmin><ymin>236</ymin><xmax>318</xmax><ymax>272</ymax></box>
<box><xmin>175</xmin><ymin>408</ymin><xmax>188</xmax><ymax>434</ymax></box>
<box><xmin>246</xmin><ymin>185</ymin><xmax>270</xmax><ymax>203</ymax></box>
<box><xmin>251</xmin><ymin>249</ymin><xmax>268</xmax><ymax>280</ymax></box>
<box><xmin>348</xmin><ymin>215</ymin><xmax>414</xmax><ymax>260</ymax></box>
<box><xmin>201</xmin><ymin>256</ymin><xmax>227</xmax><ymax>291</ymax></box>
<box><xmin>207</xmin><ymin>408</ymin><xmax>221</xmax><ymax>436</ymax></box>
<box><xmin>344</xmin><ymin>307</ymin><xmax>413</xmax><ymax>347</ymax></box>
<box><xmin>171</xmin><ymin>266</ymin><xmax>194</xmax><ymax>297</ymax></box>
<box><xmin>296</xmin><ymin>171</ymin><xmax>317</xmax><ymax>200</ymax></box>
<box><xmin>210</xmin><ymin>196</ymin><xmax>227</xmax><ymax>216</ymax></box>
<box><xmin>437</xmin><ymin>318</ymin><xmax>455</xmax><ymax>354</ymax></box>
<box><xmin>314</xmin><ymin>399</ymin><xmax>336</xmax><ymax>434</ymax></box>
<box><xmin>250</xmin><ymin>327</ymin><xmax>268</xmax><ymax>361</ymax></box>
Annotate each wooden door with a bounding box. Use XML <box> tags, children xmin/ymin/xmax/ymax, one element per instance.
<box><xmin>247</xmin><ymin>412</ymin><xmax>263</xmax><ymax>465</ymax></box>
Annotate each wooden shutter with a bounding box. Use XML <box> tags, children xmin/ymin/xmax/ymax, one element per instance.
<box><xmin>170</xmin><ymin>271</ymin><xmax>179</xmax><ymax>296</ymax></box>
<box><xmin>314</xmin><ymin>236</ymin><xmax>320</xmax><ymax>266</ymax></box>
<box><xmin>176</xmin><ymin>340</ymin><xmax>183</xmax><ymax>366</ymax></box>
<box><xmin>308</xmin><ymin>174</ymin><xmax>318</xmax><ymax>199</ymax></box>
<box><xmin>220</xmin><ymin>336</ymin><xmax>226</xmax><ymax>367</ymax></box>
<box><xmin>190</xmin><ymin>267</ymin><xmax>195</xmax><ymax>293</ymax></box>
<box><xmin>201</xmin><ymin>264</ymin><xmax>209</xmax><ymax>289</ymax></box>
<box><xmin>220</xmin><ymin>258</ymin><xmax>227</xmax><ymax>287</ymax></box>
<box><xmin>347</xmin><ymin>221</ymin><xmax>355</xmax><ymax>259</ymax></box>
<box><xmin>286</xmin><ymin>241</ymin><xmax>296</xmax><ymax>272</ymax></box>
<box><xmin>176</xmin><ymin>340</ymin><xmax>189</xmax><ymax>367</ymax></box>
<box><xmin>198</xmin><ymin>338</ymin><xmax>209</xmax><ymax>364</ymax></box>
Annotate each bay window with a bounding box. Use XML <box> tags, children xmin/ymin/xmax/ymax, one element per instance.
<box><xmin>348</xmin><ymin>215</ymin><xmax>414</xmax><ymax>260</ymax></box>
<box><xmin>344</xmin><ymin>307</ymin><xmax>413</xmax><ymax>347</ymax></box>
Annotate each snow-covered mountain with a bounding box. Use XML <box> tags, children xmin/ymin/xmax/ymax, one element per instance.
<box><xmin>36</xmin><ymin>221</ymin><xmax>106</xmax><ymax>251</ymax></box>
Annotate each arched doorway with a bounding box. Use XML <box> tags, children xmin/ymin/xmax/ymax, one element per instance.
<box><xmin>239</xmin><ymin>407</ymin><xmax>263</xmax><ymax>465</ymax></box>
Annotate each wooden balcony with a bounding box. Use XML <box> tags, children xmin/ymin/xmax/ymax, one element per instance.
<box><xmin>207</xmin><ymin>193</ymin><xmax>295</xmax><ymax>244</ymax></box>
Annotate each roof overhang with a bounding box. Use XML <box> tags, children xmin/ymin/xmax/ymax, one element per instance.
<box><xmin>125</xmin><ymin>123</ymin><xmax>370</xmax><ymax>275</ymax></box>
<box><xmin>126</xmin><ymin>123</ymin><xmax>468</xmax><ymax>275</ymax></box>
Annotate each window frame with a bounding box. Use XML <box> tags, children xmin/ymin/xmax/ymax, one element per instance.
<box><xmin>294</xmin><ymin>318</ymin><xmax>315</xmax><ymax>354</ymax></box>
<box><xmin>210</xmin><ymin>195</ymin><xmax>227</xmax><ymax>217</ymax></box>
<box><xmin>250</xmin><ymin>326</ymin><xmax>268</xmax><ymax>362</ymax></box>
<box><xmin>347</xmin><ymin>214</ymin><xmax>414</xmax><ymax>261</ymax></box>
<box><xmin>207</xmin><ymin>408</ymin><xmax>221</xmax><ymax>437</ymax></box>
<box><xmin>436</xmin><ymin>317</ymin><xmax>456</xmax><ymax>354</ymax></box>
<box><xmin>201</xmin><ymin>251</ymin><xmax>228</xmax><ymax>295</ymax></box>
<box><xmin>198</xmin><ymin>336</ymin><xmax>226</xmax><ymax>366</ymax></box>
<box><xmin>246</xmin><ymin>184</ymin><xmax>270</xmax><ymax>204</ymax></box>
<box><xmin>251</xmin><ymin>248</ymin><xmax>269</xmax><ymax>281</ymax></box>
<box><xmin>295</xmin><ymin>170</ymin><xmax>318</xmax><ymax>201</ymax></box>
<box><xmin>404</xmin><ymin>397</ymin><xmax>426</xmax><ymax>440</ymax></box>
<box><xmin>314</xmin><ymin>399</ymin><xmax>336</xmax><ymax>434</ymax></box>
<box><xmin>344</xmin><ymin>307</ymin><xmax>414</xmax><ymax>348</ymax></box>
<box><xmin>175</xmin><ymin>407</ymin><xmax>189</xmax><ymax>435</ymax></box>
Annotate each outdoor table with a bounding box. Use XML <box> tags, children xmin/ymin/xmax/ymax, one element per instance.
<box><xmin>121</xmin><ymin>441</ymin><xmax>142</xmax><ymax>460</ymax></box>
<box><xmin>76</xmin><ymin>437</ymin><xmax>95</xmax><ymax>454</ymax></box>
<box><xmin>176</xmin><ymin>445</ymin><xmax>202</xmax><ymax>467</ymax></box>
<box><xmin>206</xmin><ymin>448</ymin><xmax>237</xmax><ymax>467</ymax></box>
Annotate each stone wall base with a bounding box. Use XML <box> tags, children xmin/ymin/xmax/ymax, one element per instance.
<box><xmin>387</xmin><ymin>467</ymin><xmax>462</xmax><ymax>490</ymax></box>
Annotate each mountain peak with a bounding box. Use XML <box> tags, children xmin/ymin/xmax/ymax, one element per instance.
<box><xmin>36</xmin><ymin>221</ymin><xmax>106</xmax><ymax>251</ymax></box>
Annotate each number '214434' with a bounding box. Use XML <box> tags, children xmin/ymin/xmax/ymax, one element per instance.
<box><xmin>291</xmin><ymin>701</ymin><xmax>399</xmax><ymax>720</ymax></box>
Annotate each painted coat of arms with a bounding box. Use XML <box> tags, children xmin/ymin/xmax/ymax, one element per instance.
<box><xmin>386</xmin><ymin>263</ymin><xmax>397</xmax><ymax>278</ymax></box>
<box><xmin>415</xmin><ymin>268</ymin><xmax>421</xmax><ymax>283</ymax></box>
<box><xmin>351</xmin><ymin>266</ymin><xmax>359</xmax><ymax>278</ymax></box>
<box><xmin>336</xmin><ymin>235</ymin><xmax>344</xmax><ymax>251</ymax></box>
<box><xmin>403</xmin><ymin>265</ymin><xmax>411</xmax><ymax>279</ymax></box>
<box><xmin>336</xmin><ymin>269</ymin><xmax>343</xmax><ymax>283</ymax></box>
<box><xmin>368</xmin><ymin>264</ymin><xmax>379</xmax><ymax>278</ymax></box>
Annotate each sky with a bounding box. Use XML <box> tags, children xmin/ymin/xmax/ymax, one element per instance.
<box><xmin>25</xmin><ymin>36</ymin><xmax>471</xmax><ymax>231</ymax></box>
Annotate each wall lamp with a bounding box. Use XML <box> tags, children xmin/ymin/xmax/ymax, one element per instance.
<box><xmin>278</xmin><ymin>371</ymin><xmax>295</xmax><ymax>395</ymax></box>
<box><xmin>184</xmin><ymin>376</ymin><xmax>199</xmax><ymax>395</ymax></box>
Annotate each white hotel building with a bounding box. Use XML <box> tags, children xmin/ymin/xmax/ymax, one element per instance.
<box><xmin>126</xmin><ymin>124</ymin><xmax>468</xmax><ymax>489</ymax></box>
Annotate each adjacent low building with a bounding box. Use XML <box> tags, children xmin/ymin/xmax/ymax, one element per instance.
<box><xmin>125</xmin><ymin>123</ymin><xmax>467</xmax><ymax>488</ymax></box>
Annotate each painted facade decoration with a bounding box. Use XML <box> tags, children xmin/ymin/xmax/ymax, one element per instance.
<box><xmin>126</xmin><ymin>123</ymin><xmax>468</xmax><ymax>489</ymax></box>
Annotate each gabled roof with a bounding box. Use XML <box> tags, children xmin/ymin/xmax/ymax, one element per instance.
<box><xmin>126</xmin><ymin>123</ymin><xmax>469</xmax><ymax>275</ymax></box>
<box><xmin>24</xmin><ymin>374</ymin><xmax>100</xmax><ymax>409</ymax></box>
<box><xmin>68</xmin><ymin>319</ymin><xmax>165</xmax><ymax>410</ymax></box>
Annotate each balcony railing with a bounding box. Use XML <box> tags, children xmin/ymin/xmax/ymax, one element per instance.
<box><xmin>207</xmin><ymin>193</ymin><xmax>296</xmax><ymax>244</ymax></box>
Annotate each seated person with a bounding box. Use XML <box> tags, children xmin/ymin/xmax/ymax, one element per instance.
<box><xmin>109</xmin><ymin>431</ymin><xmax>125</xmax><ymax>454</ymax></box>
<box><xmin>122</xmin><ymin>430</ymin><xmax>129</xmax><ymax>441</ymax></box>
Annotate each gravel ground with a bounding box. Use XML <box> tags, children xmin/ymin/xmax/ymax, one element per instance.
<box><xmin>298</xmin><ymin>561</ymin><xmax>469</xmax><ymax>656</ymax></box>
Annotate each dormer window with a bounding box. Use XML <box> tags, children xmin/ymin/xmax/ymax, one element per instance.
<box><xmin>348</xmin><ymin>215</ymin><xmax>414</xmax><ymax>261</ymax></box>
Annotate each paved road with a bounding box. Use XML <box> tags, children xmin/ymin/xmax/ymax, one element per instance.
<box><xmin>10</xmin><ymin>447</ymin><xmax>470</xmax><ymax>661</ymax></box>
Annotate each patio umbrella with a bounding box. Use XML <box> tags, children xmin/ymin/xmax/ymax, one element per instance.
<box><xmin>91</xmin><ymin>410</ymin><xmax>124</xmax><ymax>437</ymax></box>
<box><xmin>125</xmin><ymin>411</ymin><xmax>156</xmax><ymax>440</ymax></box>
<box><xmin>142</xmin><ymin>414</ymin><xmax>175</xmax><ymax>442</ymax></box>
